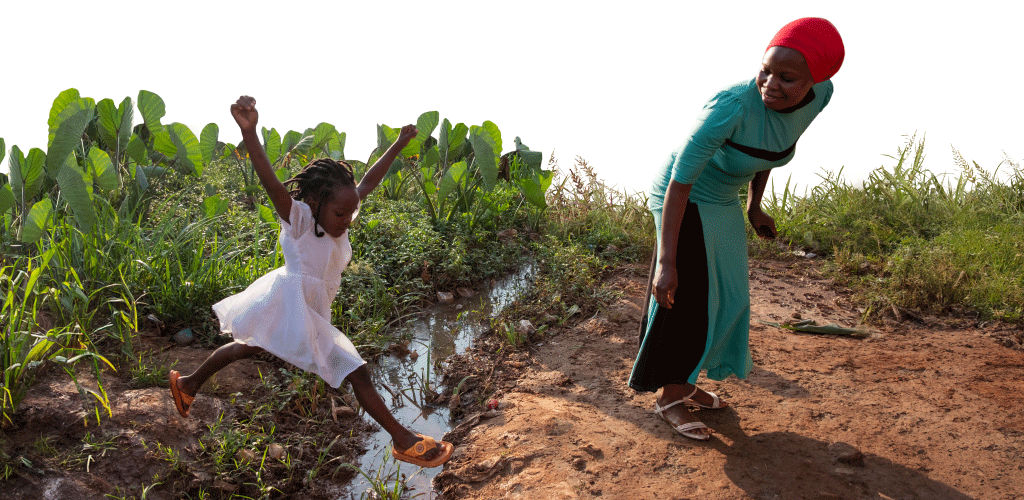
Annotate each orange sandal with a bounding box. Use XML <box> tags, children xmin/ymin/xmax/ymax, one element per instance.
<box><xmin>169</xmin><ymin>370</ymin><xmax>194</xmax><ymax>418</ymax></box>
<box><xmin>391</xmin><ymin>434</ymin><xmax>454</xmax><ymax>468</ymax></box>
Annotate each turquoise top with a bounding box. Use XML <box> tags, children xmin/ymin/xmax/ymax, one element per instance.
<box><xmin>649</xmin><ymin>78</ymin><xmax>833</xmax><ymax>209</ymax></box>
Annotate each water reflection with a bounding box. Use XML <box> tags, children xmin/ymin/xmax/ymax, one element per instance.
<box><xmin>345</xmin><ymin>264</ymin><xmax>534</xmax><ymax>498</ymax></box>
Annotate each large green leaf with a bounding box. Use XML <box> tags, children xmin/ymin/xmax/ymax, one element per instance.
<box><xmin>516</xmin><ymin>176</ymin><xmax>548</xmax><ymax>209</ymax></box>
<box><xmin>262</xmin><ymin>127</ymin><xmax>282</xmax><ymax>166</ymax></box>
<box><xmin>47</xmin><ymin>89</ymin><xmax>81</xmax><ymax>149</ymax></box>
<box><xmin>137</xmin><ymin>90</ymin><xmax>165</xmax><ymax>135</ymax></box>
<box><xmin>439</xmin><ymin>161</ymin><xmax>467</xmax><ymax>201</ymax></box>
<box><xmin>0</xmin><ymin>184</ymin><xmax>13</xmax><ymax>214</ymax></box>
<box><xmin>439</xmin><ymin>119</ymin><xmax>451</xmax><ymax>162</ymax></box>
<box><xmin>416</xmin><ymin>111</ymin><xmax>440</xmax><ymax>144</ymax></box>
<box><xmin>421</xmin><ymin>145</ymin><xmax>440</xmax><ymax>171</ymax></box>
<box><xmin>201</xmin><ymin>195</ymin><xmax>229</xmax><ymax>218</ymax></box>
<box><xmin>396</xmin><ymin>111</ymin><xmax>438</xmax><ymax>159</ymax></box>
<box><xmin>170</xmin><ymin>123</ymin><xmax>203</xmax><ymax>177</ymax></box>
<box><xmin>95</xmin><ymin>97</ymin><xmax>134</xmax><ymax>158</ymax></box>
<box><xmin>311</xmin><ymin>123</ymin><xmax>337</xmax><ymax>154</ymax></box>
<box><xmin>200</xmin><ymin>123</ymin><xmax>219</xmax><ymax>166</ymax></box>
<box><xmin>125</xmin><ymin>135</ymin><xmax>149</xmax><ymax>165</ymax></box>
<box><xmin>446</xmin><ymin>122</ymin><xmax>470</xmax><ymax>162</ymax></box>
<box><xmin>480</xmin><ymin>120</ymin><xmax>502</xmax><ymax>154</ymax></box>
<box><xmin>87</xmin><ymin>146</ymin><xmax>118</xmax><ymax>191</ymax></box>
<box><xmin>8</xmin><ymin>146</ymin><xmax>46</xmax><ymax>207</ymax></box>
<box><xmin>21</xmin><ymin>198</ymin><xmax>53</xmax><ymax>243</ymax></box>
<box><xmin>281</xmin><ymin>130</ymin><xmax>303</xmax><ymax>157</ymax></box>
<box><xmin>45</xmin><ymin>98</ymin><xmax>95</xmax><ymax>174</ymax></box>
<box><xmin>469</xmin><ymin>126</ymin><xmax>498</xmax><ymax>192</ymax></box>
<box><xmin>55</xmin><ymin>154</ymin><xmax>96</xmax><ymax>232</ymax></box>
<box><xmin>331</xmin><ymin>131</ymin><xmax>346</xmax><ymax>160</ymax></box>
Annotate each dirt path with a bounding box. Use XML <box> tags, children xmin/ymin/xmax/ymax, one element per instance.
<box><xmin>434</xmin><ymin>258</ymin><xmax>1024</xmax><ymax>499</ymax></box>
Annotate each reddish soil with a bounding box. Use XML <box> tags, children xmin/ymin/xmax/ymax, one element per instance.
<box><xmin>434</xmin><ymin>257</ymin><xmax>1024</xmax><ymax>500</ymax></box>
<box><xmin>3</xmin><ymin>255</ymin><xmax>1022</xmax><ymax>499</ymax></box>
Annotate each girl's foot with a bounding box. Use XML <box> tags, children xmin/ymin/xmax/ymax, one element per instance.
<box><xmin>169</xmin><ymin>370</ymin><xmax>196</xmax><ymax>418</ymax></box>
<box><xmin>392</xmin><ymin>433</ymin><xmax>454</xmax><ymax>468</ymax></box>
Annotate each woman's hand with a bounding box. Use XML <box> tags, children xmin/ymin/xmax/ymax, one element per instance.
<box><xmin>747</xmin><ymin>207</ymin><xmax>777</xmax><ymax>239</ymax></box>
<box><xmin>230</xmin><ymin>96</ymin><xmax>259</xmax><ymax>133</ymax></box>
<box><xmin>653</xmin><ymin>261</ymin><xmax>678</xmax><ymax>309</ymax></box>
<box><xmin>394</xmin><ymin>124</ymin><xmax>418</xmax><ymax>150</ymax></box>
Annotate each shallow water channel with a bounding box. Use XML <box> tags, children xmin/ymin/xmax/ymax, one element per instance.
<box><xmin>343</xmin><ymin>265</ymin><xmax>534</xmax><ymax>498</ymax></box>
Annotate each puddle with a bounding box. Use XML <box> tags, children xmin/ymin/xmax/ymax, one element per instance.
<box><xmin>343</xmin><ymin>264</ymin><xmax>534</xmax><ymax>498</ymax></box>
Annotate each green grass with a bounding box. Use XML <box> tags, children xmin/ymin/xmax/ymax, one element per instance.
<box><xmin>765</xmin><ymin>135</ymin><xmax>1024</xmax><ymax>322</ymax></box>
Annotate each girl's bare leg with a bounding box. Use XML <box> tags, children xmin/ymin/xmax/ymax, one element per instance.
<box><xmin>177</xmin><ymin>341</ymin><xmax>265</xmax><ymax>397</ymax></box>
<box><xmin>345</xmin><ymin>365</ymin><xmax>444</xmax><ymax>460</ymax></box>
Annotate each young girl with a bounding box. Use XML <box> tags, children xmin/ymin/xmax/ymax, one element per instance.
<box><xmin>168</xmin><ymin>95</ymin><xmax>453</xmax><ymax>468</ymax></box>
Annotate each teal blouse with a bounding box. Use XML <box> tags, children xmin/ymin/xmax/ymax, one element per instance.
<box><xmin>649</xmin><ymin>78</ymin><xmax>833</xmax><ymax>209</ymax></box>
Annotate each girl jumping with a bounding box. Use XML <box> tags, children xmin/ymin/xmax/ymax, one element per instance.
<box><xmin>169</xmin><ymin>95</ymin><xmax>453</xmax><ymax>468</ymax></box>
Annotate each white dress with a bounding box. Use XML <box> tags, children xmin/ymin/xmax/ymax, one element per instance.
<box><xmin>212</xmin><ymin>200</ymin><xmax>365</xmax><ymax>388</ymax></box>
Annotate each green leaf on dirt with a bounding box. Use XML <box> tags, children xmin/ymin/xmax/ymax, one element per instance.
<box><xmin>760</xmin><ymin>319</ymin><xmax>869</xmax><ymax>338</ymax></box>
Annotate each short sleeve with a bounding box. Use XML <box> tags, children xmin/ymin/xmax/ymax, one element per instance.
<box><xmin>282</xmin><ymin>199</ymin><xmax>314</xmax><ymax>240</ymax></box>
<box><xmin>670</xmin><ymin>92</ymin><xmax>744</xmax><ymax>185</ymax></box>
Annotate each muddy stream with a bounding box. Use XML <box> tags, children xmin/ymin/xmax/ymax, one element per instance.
<box><xmin>344</xmin><ymin>265</ymin><xmax>534</xmax><ymax>498</ymax></box>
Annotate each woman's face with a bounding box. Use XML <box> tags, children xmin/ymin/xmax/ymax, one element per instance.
<box><xmin>756</xmin><ymin>46</ymin><xmax>815</xmax><ymax>111</ymax></box>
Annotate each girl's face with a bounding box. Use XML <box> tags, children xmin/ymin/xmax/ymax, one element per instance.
<box><xmin>756</xmin><ymin>46</ymin><xmax>815</xmax><ymax>111</ymax></box>
<box><xmin>310</xmin><ymin>185</ymin><xmax>360</xmax><ymax>238</ymax></box>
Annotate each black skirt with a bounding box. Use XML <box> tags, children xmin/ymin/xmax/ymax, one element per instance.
<box><xmin>629</xmin><ymin>202</ymin><xmax>709</xmax><ymax>392</ymax></box>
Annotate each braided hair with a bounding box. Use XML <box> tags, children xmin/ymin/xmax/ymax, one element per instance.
<box><xmin>283</xmin><ymin>158</ymin><xmax>357</xmax><ymax>237</ymax></box>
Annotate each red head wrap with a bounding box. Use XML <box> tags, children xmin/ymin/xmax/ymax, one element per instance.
<box><xmin>767</xmin><ymin>17</ymin><xmax>845</xmax><ymax>83</ymax></box>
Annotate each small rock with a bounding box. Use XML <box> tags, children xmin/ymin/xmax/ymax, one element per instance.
<box><xmin>792</xmin><ymin>312</ymin><xmax>802</xmax><ymax>320</ymax></box>
<box><xmin>539</xmin><ymin>314</ymin><xmax>559</xmax><ymax>325</ymax></box>
<box><xmin>579</xmin><ymin>443</ymin><xmax>603</xmax><ymax>458</ymax></box>
<box><xmin>497</xmin><ymin>228</ymin><xmax>518</xmax><ymax>239</ymax></box>
<box><xmin>457</xmin><ymin>287</ymin><xmax>476</xmax><ymax>298</ymax></box>
<box><xmin>828</xmin><ymin>442</ymin><xmax>864</xmax><ymax>466</ymax></box>
<box><xmin>333</xmin><ymin>405</ymin><xmax>357</xmax><ymax>419</ymax></box>
<box><xmin>516</xmin><ymin>319</ymin><xmax>536</xmax><ymax>336</ymax></box>
<box><xmin>476</xmin><ymin>456</ymin><xmax>501</xmax><ymax>471</ymax></box>
<box><xmin>410</xmin><ymin>350</ymin><xmax>419</xmax><ymax>361</ymax></box>
<box><xmin>437</xmin><ymin>291</ymin><xmax>454</xmax><ymax>303</ymax></box>
<box><xmin>793</xmin><ymin>250</ymin><xmax>807</xmax><ymax>257</ymax></box>
<box><xmin>235</xmin><ymin>449</ymin><xmax>256</xmax><ymax>463</ymax></box>
<box><xmin>267</xmin><ymin>443</ymin><xmax>286</xmax><ymax>460</ymax></box>
<box><xmin>571</xmin><ymin>457</ymin><xmax>587</xmax><ymax>470</ymax></box>
<box><xmin>604</xmin><ymin>244</ymin><xmax>620</xmax><ymax>254</ymax></box>
<box><xmin>172</xmin><ymin>328</ymin><xmax>194</xmax><ymax>344</ymax></box>
<box><xmin>213</xmin><ymin>479</ymin><xmax>238</xmax><ymax>493</ymax></box>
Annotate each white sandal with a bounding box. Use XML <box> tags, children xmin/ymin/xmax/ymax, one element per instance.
<box><xmin>687</xmin><ymin>388</ymin><xmax>726</xmax><ymax>410</ymax></box>
<box><xmin>654</xmin><ymin>387</ymin><xmax>712</xmax><ymax>441</ymax></box>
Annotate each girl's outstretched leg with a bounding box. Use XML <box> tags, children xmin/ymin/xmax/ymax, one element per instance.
<box><xmin>170</xmin><ymin>341</ymin><xmax>264</xmax><ymax>417</ymax></box>
<box><xmin>344</xmin><ymin>365</ymin><xmax>453</xmax><ymax>467</ymax></box>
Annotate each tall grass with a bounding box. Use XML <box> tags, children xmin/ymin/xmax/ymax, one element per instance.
<box><xmin>767</xmin><ymin>135</ymin><xmax>1024</xmax><ymax>321</ymax></box>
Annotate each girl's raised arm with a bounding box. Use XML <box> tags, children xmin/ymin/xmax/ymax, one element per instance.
<box><xmin>356</xmin><ymin>124</ymin><xmax>418</xmax><ymax>200</ymax></box>
<box><xmin>231</xmin><ymin>96</ymin><xmax>294</xmax><ymax>223</ymax></box>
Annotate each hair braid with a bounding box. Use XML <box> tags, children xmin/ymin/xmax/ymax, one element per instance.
<box><xmin>283</xmin><ymin>158</ymin><xmax>356</xmax><ymax>237</ymax></box>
